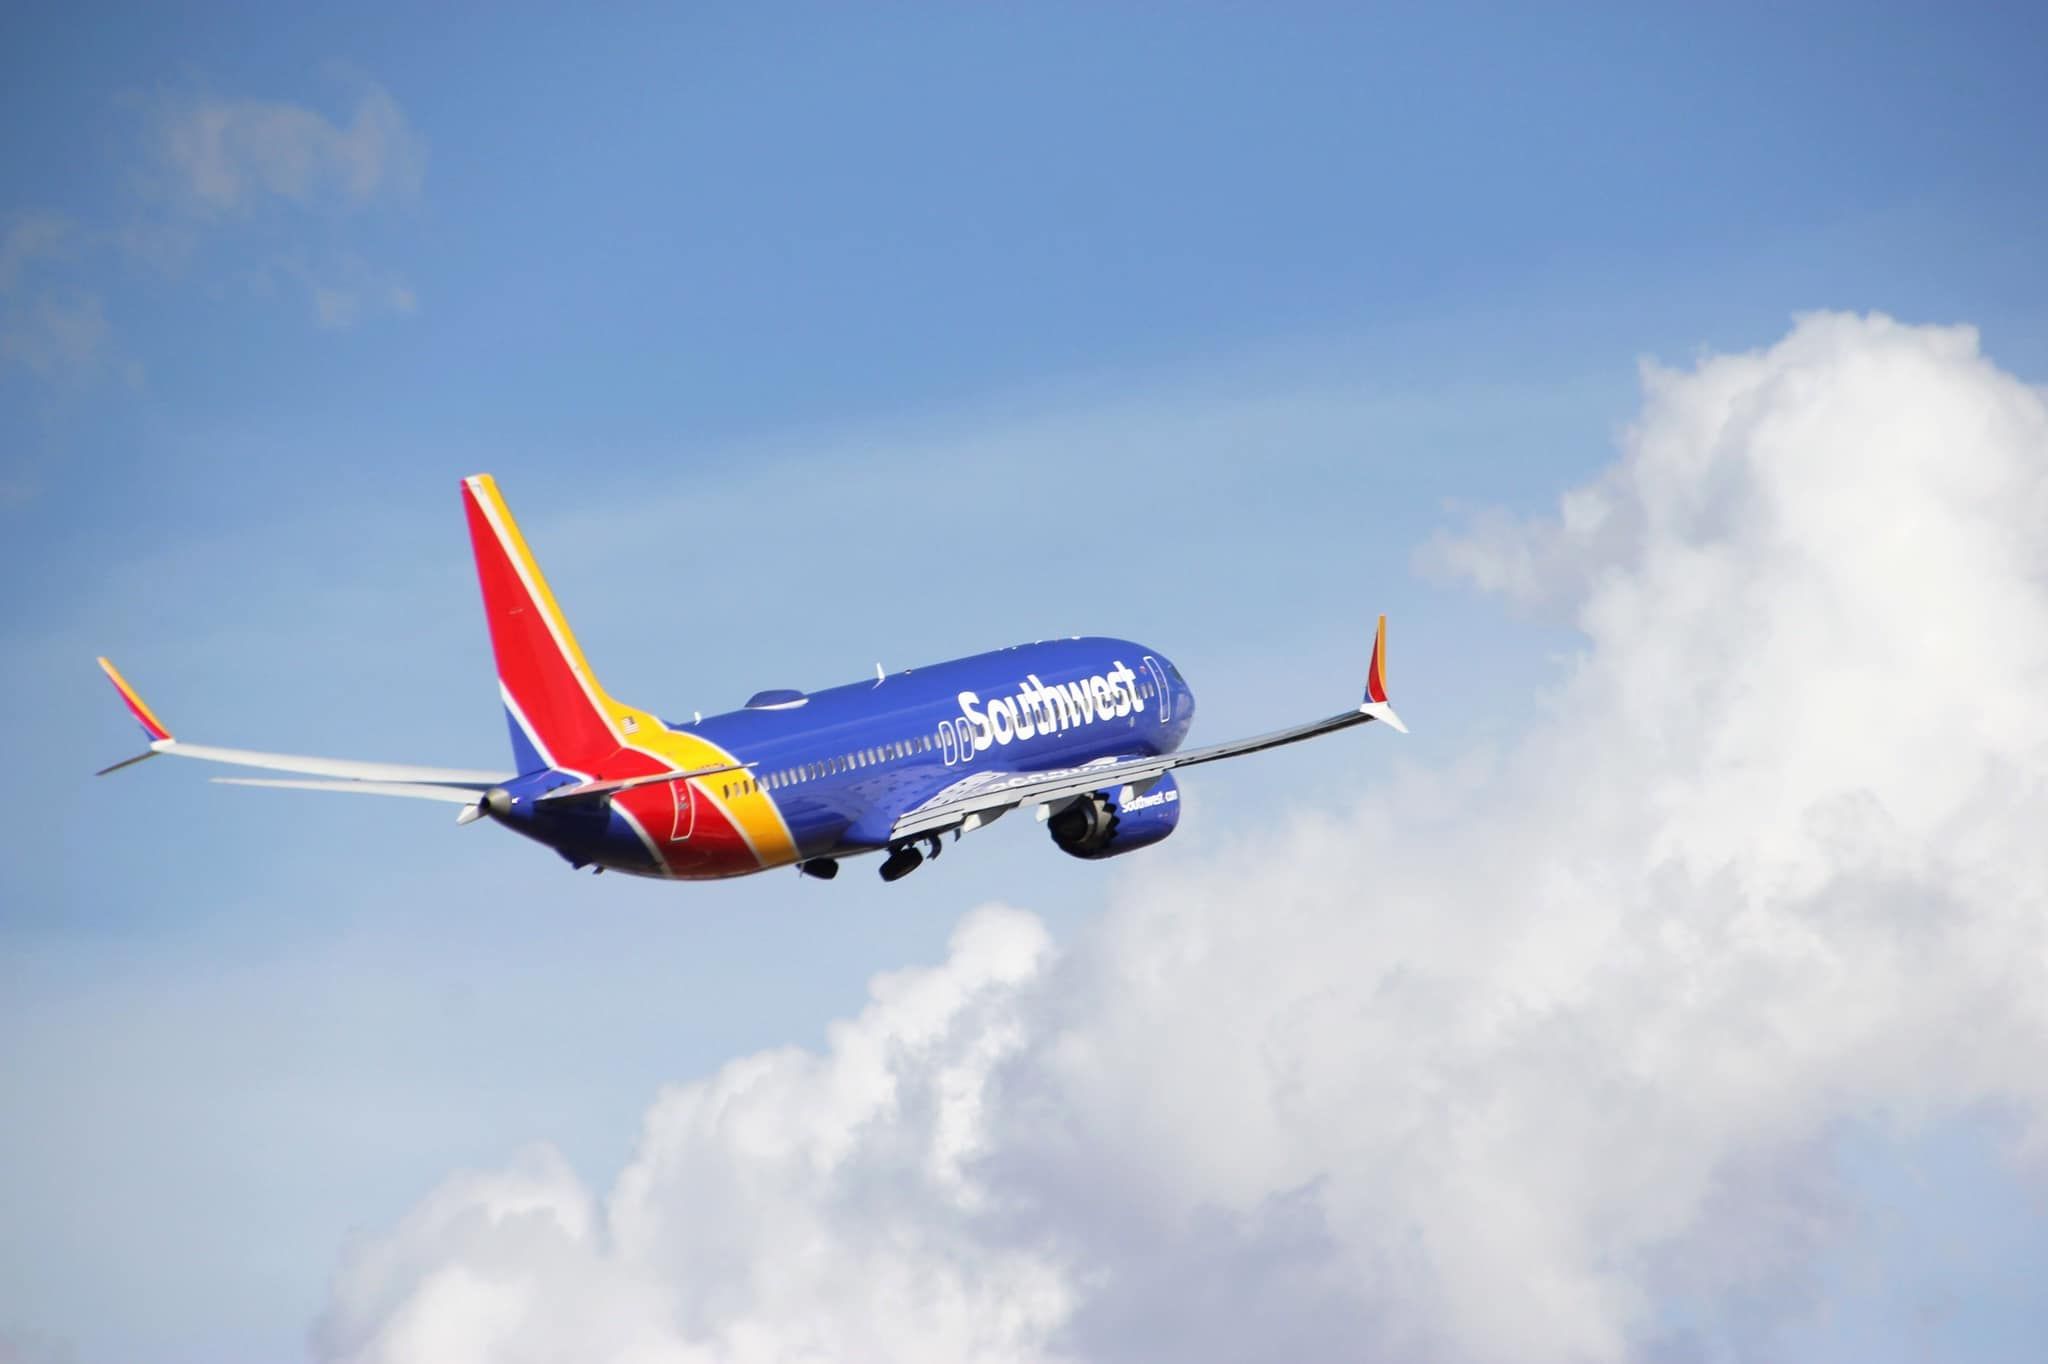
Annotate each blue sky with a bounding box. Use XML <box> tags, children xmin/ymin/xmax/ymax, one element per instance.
<box><xmin>4</xmin><ymin>5</ymin><xmax>2047</xmax><ymax>1362</ymax></box>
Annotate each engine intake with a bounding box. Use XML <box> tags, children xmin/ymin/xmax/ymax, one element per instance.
<box><xmin>1048</xmin><ymin>772</ymin><xmax>1181</xmax><ymax>860</ymax></box>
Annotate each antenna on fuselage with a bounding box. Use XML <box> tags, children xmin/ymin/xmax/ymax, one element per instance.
<box><xmin>874</xmin><ymin>662</ymin><xmax>885</xmax><ymax>687</ymax></box>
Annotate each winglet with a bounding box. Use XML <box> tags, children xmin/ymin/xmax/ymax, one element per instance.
<box><xmin>1359</xmin><ymin>615</ymin><xmax>1407</xmax><ymax>733</ymax></box>
<box><xmin>1365</xmin><ymin>614</ymin><xmax>1390</xmax><ymax>705</ymax></box>
<box><xmin>95</xmin><ymin>657</ymin><xmax>173</xmax><ymax>776</ymax></box>
<box><xmin>98</xmin><ymin>657</ymin><xmax>173</xmax><ymax>743</ymax></box>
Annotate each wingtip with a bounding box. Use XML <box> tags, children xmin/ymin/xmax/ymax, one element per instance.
<box><xmin>1359</xmin><ymin>701</ymin><xmax>1408</xmax><ymax>734</ymax></box>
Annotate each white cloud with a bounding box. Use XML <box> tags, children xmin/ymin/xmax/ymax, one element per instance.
<box><xmin>0</xmin><ymin>217</ymin><xmax>109</xmax><ymax>390</ymax></box>
<box><xmin>156</xmin><ymin>85</ymin><xmax>424</xmax><ymax>213</ymax></box>
<box><xmin>263</xmin><ymin>253</ymin><xmax>419</xmax><ymax>330</ymax></box>
<box><xmin>320</xmin><ymin>907</ymin><xmax>1066</xmax><ymax>1364</ymax></box>
<box><xmin>317</xmin><ymin>313</ymin><xmax>2048</xmax><ymax>1362</ymax></box>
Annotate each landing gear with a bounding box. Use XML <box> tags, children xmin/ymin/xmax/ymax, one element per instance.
<box><xmin>879</xmin><ymin>844</ymin><xmax>924</xmax><ymax>882</ymax></box>
<box><xmin>923</xmin><ymin>835</ymin><xmax>943</xmax><ymax>861</ymax></box>
<box><xmin>799</xmin><ymin>858</ymin><xmax>839</xmax><ymax>881</ymax></box>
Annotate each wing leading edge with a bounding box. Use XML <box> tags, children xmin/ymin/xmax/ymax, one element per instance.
<box><xmin>889</xmin><ymin>614</ymin><xmax>1407</xmax><ymax>843</ymax></box>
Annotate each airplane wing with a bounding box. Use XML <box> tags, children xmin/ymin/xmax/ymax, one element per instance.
<box><xmin>93</xmin><ymin>658</ymin><xmax>513</xmax><ymax>803</ymax></box>
<box><xmin>889</xmin><ymin>615</ymin><xmax>1407</xmax><ymax>843</ymax></box>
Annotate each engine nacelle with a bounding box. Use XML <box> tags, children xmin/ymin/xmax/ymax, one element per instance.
<box><xmin>1047</xmin><ymin>772</ymin><xmax>1182</xmax><ymax>860</ymax></box>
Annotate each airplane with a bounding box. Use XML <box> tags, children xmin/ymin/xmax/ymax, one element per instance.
<box><xmin>96</xmin><ymin>475</ymin><xmax>1406</xmax><ymax>883</ymax></box>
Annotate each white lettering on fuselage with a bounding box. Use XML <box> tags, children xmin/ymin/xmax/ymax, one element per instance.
<box><xmin>1122</xmin><ymin>786</ymin><xmax>1178</xmax><ymax>811</ymax></box>
<box><xmin>958</xmin><ymin>662</ymin><xmax>1143</xmax><ymax>752</ymax></box>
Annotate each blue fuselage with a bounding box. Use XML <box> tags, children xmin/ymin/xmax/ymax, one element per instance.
<box><xmin>495</xmin><ymin>636</ymin><xmax>1196</xmax><ymax>876</ymax></box>
<box><xmin>699</xmin><ymin>636</ymin><xmax>1195</xmax><ymax>859</ymax></box>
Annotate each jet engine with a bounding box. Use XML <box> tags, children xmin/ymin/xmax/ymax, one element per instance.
<box><xmin>1047</xmin><ymin>772</ymin><xmax>1181</xmax><ymax>860</ymax></box>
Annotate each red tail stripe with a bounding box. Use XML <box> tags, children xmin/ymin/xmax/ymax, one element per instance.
<box><xmin>463</xmin><ymin>488</ymin><xmax>620</xmax><ymax>771</ymax></box>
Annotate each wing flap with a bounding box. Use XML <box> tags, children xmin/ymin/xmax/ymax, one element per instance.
<box><xmin>155</xmin><ymin>740</ymin><xmax>508</xmax><ymax>787</ymax></box>
<box><xmin>211</xmin><ymin>777</ymin><xmax>488</xmax><ymax>804</ymax></box>
<box><xmin>890</xmin><ymin>708</ymin><xmax>1389</xmax><ymax>841</ymax></box>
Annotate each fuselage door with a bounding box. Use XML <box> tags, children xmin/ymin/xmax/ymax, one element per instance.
<box><xmin>1142</xmin><ymin>656</ymin><xmax>1171</xmax><ymax>723</ymax></box>
<box><xmin>669</xmin><ymin>779</ymin><xmax>695</xmax><ymax>841</ymax></box>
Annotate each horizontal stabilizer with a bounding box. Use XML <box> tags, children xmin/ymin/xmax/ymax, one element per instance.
<box><xmin>536</xmin><ymin>761</ymin><xmax>752</xmax><ymax>805</ymax></box>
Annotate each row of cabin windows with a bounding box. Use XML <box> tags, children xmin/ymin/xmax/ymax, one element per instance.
<box><xmin>724</xmin><ymin>733</ymin><xmax>937</xmax><ymax>799</ymax></box>
<box><xmin>715</xmin><ymin>678</ymin><xmax>1170</xmax><ymax>801</ymax></box>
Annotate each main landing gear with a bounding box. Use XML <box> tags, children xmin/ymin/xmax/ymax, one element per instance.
<box><xmin>878</xmin><ymin>835</ymin><xmax>945</xmax><ymax>883</ymax></box>
<box><xmin>799</xmin><ymin>858</ymin><xmax>839</xmax><ymax>880</ymax></box>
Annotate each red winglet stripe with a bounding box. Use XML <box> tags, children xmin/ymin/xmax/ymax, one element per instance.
<box><xmin>1366</xmin><ymin>615</ymin><xmax>1389</xmax><ymax>704</ymax></box>
<box><xmin>97</xmin><ymin>658</ymin><xmax>172</xmax><ymax>741</ymax></box>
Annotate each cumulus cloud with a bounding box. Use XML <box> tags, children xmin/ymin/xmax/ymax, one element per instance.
<box><xmin>156</xmin><ymin>84</ymin><xmax>424</xmax><ymax>214</ymax></box>
<box><xmin>319</xmin><ymin>313</ymin><xmax>2048</xmax><ymax>1362</ymax></box>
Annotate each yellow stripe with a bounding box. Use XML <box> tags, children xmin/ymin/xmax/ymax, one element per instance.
<box><xmin>466</xmin><ymin>475</ymin><xmax>800</xmax><ymax>868</ymax></box>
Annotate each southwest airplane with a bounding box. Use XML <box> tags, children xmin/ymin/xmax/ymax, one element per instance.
<box><xmin>97</xmin><ymin>476</ymin><xmax>1405</xmax><ymax>883</ymax></box>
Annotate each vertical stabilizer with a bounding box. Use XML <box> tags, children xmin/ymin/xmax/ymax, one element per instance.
<box><xmin>461</xmin><ymin>475</ymin><xmax>624</xmax><ymax>774</ymax></box>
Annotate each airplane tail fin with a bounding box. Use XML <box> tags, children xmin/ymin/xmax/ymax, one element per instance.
<box><xmin>461</xmin><ymin>474</ymin><xmax>629</xmax><ymax>775</ymax></box>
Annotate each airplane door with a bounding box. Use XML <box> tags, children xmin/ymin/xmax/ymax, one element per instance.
<box><xmin>1142</xmin><ymin>656</ymin><xmax>1171</xmax><ymax>722</ymax></box>
<box><xmin>669</xmin><ymin>780</ymin><xmax>695</xmax><ymax>841</ymax></box>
